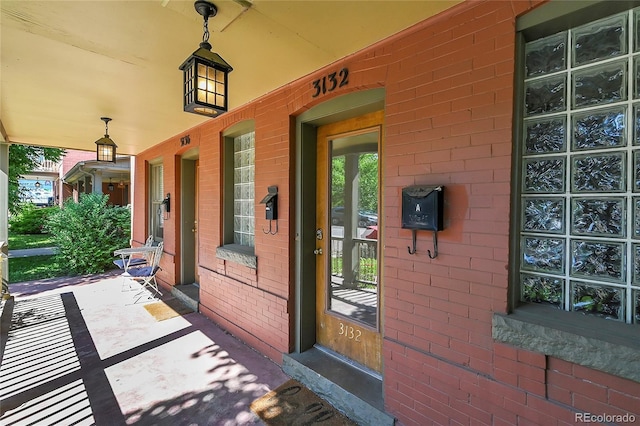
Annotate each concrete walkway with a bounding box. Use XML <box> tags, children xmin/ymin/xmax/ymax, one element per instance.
<box><xmin>0</xmin><ymin>272</ymin><xmax>289</xmax><ymax>425</ymax></box>
<box><xmin>7</xmin><ymin>247</ymin><xmax>58</xmax><ymax>258</ymax></box>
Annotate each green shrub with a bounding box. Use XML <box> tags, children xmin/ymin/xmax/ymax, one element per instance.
<box><xmin>45</xmin><ymin>193</ymin><xmax>131</xmax><ymax>274</ymax></box>
<box><xmin>9</xmin><ymin>204</ymin><xmax>58</xmax><ymax>234</ymax></box>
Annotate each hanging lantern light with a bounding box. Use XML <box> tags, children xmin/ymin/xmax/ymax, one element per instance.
<box><xmin>95</xmin><ymin>117</ymin><xmax>117</xmax><ymax>162</ymax></box>
<box><xmin>179</xmin><ymin>0</ymin><xmax>233</xmax><ymax>117</ymax></box>
<box><xmin>108</xmin><ymin>178</ymin><xmax>115</xmax><ymax>191</ymax></box>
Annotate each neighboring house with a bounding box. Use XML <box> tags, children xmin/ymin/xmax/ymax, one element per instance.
<box><xmin>20</xmin><ymin>150</ymin><xmax>131</xmax><ymax>207</ymax></box>
<box><xmin>129</xmin><ymin>1</ymin><xmax>639</xmax><ymax>425</ymax></box>
<box><xmin>61</xmin><ymin>155</ymin><xmax>131</xmax><ymax>207</ymax></box>
<box><xmin>19</xmin><ymin>157</ymin><xmax>59</xmax><ymax>206</ymax></box>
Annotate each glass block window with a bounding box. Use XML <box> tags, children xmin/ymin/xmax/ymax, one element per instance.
<box><xmin>520</xmin><ymin>9</ymin><xmax>640</xmax><ymax>324</ymax></box>
<box><xmin>233</xmin><ymin>132</ymin><xmax>255</xmax><ymax>247</ymax></box>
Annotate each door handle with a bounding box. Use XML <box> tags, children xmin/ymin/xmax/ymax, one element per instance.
<box><xmin>313</xmin><ymin>248</ymin><xmax>323</xmax><ymax>255</ymax></box>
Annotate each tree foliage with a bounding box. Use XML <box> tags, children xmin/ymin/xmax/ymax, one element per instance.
<box><xmin>331</xmin><ymin>152</ymin><xmax>378</xmax><ymax>213</ymax></box>
<box><xmin>45</xmin><ymin>193</ymin><xmax>131</xmax><ymax>274</ymax></box>
<box><xmin>358</xmin><ymin>153</ymin><xmax>379</xmax><ymax>213</ymax></box>
<box><xmin>8</xmin><ymin>144</ymin><xmax>65</xmax><ymax>215</ymax></box>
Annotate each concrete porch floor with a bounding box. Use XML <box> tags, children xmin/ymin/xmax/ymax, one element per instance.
<box><xmin>0</xmin><ymin>272</ymin><xmax>289</xmax><ymax>425</ymax></box>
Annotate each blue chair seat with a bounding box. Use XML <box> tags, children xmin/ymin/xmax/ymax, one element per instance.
<box><xmin>128</xmin><ymin>266</ymin><xmax>159</xmax><ymax>277</ymax></box>
<box><xmin>113</xmin><ymin>257</ymin><xmax>147</xmax><ymax>270</ymax></box>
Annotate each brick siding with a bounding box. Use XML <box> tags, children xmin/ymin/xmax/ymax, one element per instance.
<box><xmin>133</xmin><ymin>0</ymin><xmax>640</xmax><ymax>424</ymax></box>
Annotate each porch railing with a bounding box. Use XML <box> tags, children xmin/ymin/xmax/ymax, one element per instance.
<box><xmin>330</xmin><ymin>236</ymin><xmax>378</xmax><ymax>288</ymax></box>
<box><xmin>32</xmin><ymin>159</ymin><xmax>60</xmax><ymax>173</ymax></box>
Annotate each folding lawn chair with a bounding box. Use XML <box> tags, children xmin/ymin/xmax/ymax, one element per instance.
<box><xmin>129</xmin><ymin>242</ymin><xmax>164</xmax><ymax>303</ymax></box>
<box><xmin>113</xmin><ymin>235</ymin><xmax>154</xmax><ymax>272</ymax></box>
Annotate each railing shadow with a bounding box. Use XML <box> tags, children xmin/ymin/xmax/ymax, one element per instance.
<box><xmin>1</xmin><ymin>278</ymin><xmax>287</xmax><ymax>425</ymax></box>
<box><xmin>330</xmin><ymin>283</ymin><xmax>378</xmax><ymax>327</ymax></box>
<box><xmin>9</xmin><ymin>270</ymin><xmax>121</xmax><ymax>298</ymax></box>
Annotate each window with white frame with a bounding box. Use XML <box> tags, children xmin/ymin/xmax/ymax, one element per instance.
<box><xmin>150</xmin><ymin>163</ymin><xmax>164</xmax><ymax>241</ymax></box>
<box><xmin>519</xmin><ymin>8</ymin><xmax>640</xmax><ymax>324</ymax></box>
<box><xmin>232</xmin><ymin>132</ymin><xmax>255</xmax><ymax>247</ymax></box>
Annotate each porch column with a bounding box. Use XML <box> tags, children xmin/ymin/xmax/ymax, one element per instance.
<box><xmin>129</xmin><ymin>156</ymin><xmax>135</xmax><ymax>234</ymax></box>
<box><xmin>0</xmin><ymin>134</ymin><xmax>9</xmax><ymax>296</ymax></box>
<box><xmin>342</xmin><ymin>153</ymin><xmax>360</xmax><ymax>288</ymax></box>
<box><xmin>93</xmin><ymin>171</ymin><xmax>103</xmax><ymax>194</ymax></box>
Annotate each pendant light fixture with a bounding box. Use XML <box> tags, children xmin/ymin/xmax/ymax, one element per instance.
<box><xmin>179</xmin><ymin>0</ymin><xmax>233</xmax><ymax>117</ymax></box>
<box><xmin>95</xmin><ymin>117</ymin><xmax>117</xmax><ymax>162</ymax></box>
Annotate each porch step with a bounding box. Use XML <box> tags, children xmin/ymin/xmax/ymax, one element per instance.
<box><xmin>171</xmin><ymin>284</ymin><xmax>199</xmax><ymax>312</ymax></box>
<box><xmin>283</xmin><ymin>347</ymin><xmax>395</xmax><ymax>426</ymax></box>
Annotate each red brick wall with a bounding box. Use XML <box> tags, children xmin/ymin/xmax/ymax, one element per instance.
<box><xmin>134</xmin><ymin>106</ymin><xmax>293</xmax><ymax>360</ymax></box>
<box><xmin>134</xmin><ymin>0</ymin><xmax>640</xmax><ymax>424</ymax></box>
<box><xmin>380</xmin><ymin>1</ymin><xmax>640</xmax><ymax>424</ymax></box>
<box><xmin>60</xmin><ymin>149</ymin><xmax>94</xmax><ymax>176</ymax></box>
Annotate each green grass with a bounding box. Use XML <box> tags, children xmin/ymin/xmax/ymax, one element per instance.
<box><xmin>5</xmin><ymin>233</ymin><xmax>65</xmax><ymax>283</ymax></box>
<box><xmin>8</xmin><ymin>233</ymin><xmax>56</xmax><ymax>250</ymax></box>
<box><xmin>8</xmin><ymin>255</ymin><xmax>67</xmax><ymax>283</ymax></box>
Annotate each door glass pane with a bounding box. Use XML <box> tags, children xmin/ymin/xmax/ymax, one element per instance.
<box><xmin>328</xmin><ymin>131</ymin><xmax>379</xmax><ymax>328</ymax></box>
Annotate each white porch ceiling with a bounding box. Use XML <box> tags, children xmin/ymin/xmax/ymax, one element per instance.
<box><xmin>1</xmin><ymin>0</ymin><xmax>460</xmax><ymax>155</ymax></box>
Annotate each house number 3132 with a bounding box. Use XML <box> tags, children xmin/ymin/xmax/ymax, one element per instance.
<box><xmin>338</xmin><ymin>322</ymin><xmax>361</xmax><ymax>342</ymax></box>
<box><xmin>312</xmin><ymin>68</ymin><xmax>349</xmax><ymax>98</ymax></box>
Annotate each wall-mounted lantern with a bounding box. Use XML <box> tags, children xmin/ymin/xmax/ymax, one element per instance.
<box><xmin>95</xmin><ymin>117</ymin><xmax>117</xmax><ymax>163</ymax></box>
<box><xmin>179</xmin><ymin>0</ymin><xmax>233</xmax><ymax>117</ymax></box>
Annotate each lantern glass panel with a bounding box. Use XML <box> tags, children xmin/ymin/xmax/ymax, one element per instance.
<box><xmin>197</xmin><ymin>76</ymin><xmax>207</xmax><ymax>91</ymax></box>
<box><xmin>97</xmin><ymin>145</ymin><xmax>114</xmax><ymax>162</ymax></box>
<box><xmin>182</xmin><ymin>48</ymin><xmax>230</xmax><ymax>116</ymax></box>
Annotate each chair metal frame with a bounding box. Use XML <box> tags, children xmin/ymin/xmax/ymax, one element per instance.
<box><xmin>113</xmin><ymin>235</ymin><xmax>154</xmax><ymax>273</ymax></box>
<box><xmin>128</xmin><ymin>242</ymin><xmax>164</xmax><ymax>303</ymax></box>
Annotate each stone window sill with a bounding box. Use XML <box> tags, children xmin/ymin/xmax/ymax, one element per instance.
<box><xmin>216</xmin><ymin>244</ymin><xmax>257</xmax><ymax>269</ymax></box>
<box><xmin>492</xmin><ymin>304</ymin><xmax>639</xmax><ymax>383</ymax></box>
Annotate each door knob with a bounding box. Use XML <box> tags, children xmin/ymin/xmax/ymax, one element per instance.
<box><xmin>313</xmin><ymin>248</ymin><xmax>323</xmax><ymax>255</ymax></box>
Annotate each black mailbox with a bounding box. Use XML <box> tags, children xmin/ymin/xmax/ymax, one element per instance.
<box><xmin>260</xmin><ymin>186</ymin><xmax>278</xmax><ymax>221</ymax></box>
<box><xmin>402</xmin><ymin>185</ymin><xmax>444</xmax><ymax>231</ymax></box>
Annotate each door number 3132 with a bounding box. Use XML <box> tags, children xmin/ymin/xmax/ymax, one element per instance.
<box><xmin>312</xmin><ymin>68</ymin><xmax>349</xmax><ymax>98</ymax></box>
<box><xmin>338</xmin><ymin>322</ymin><xmax>361</xmax><ymax>342</ymax></box>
